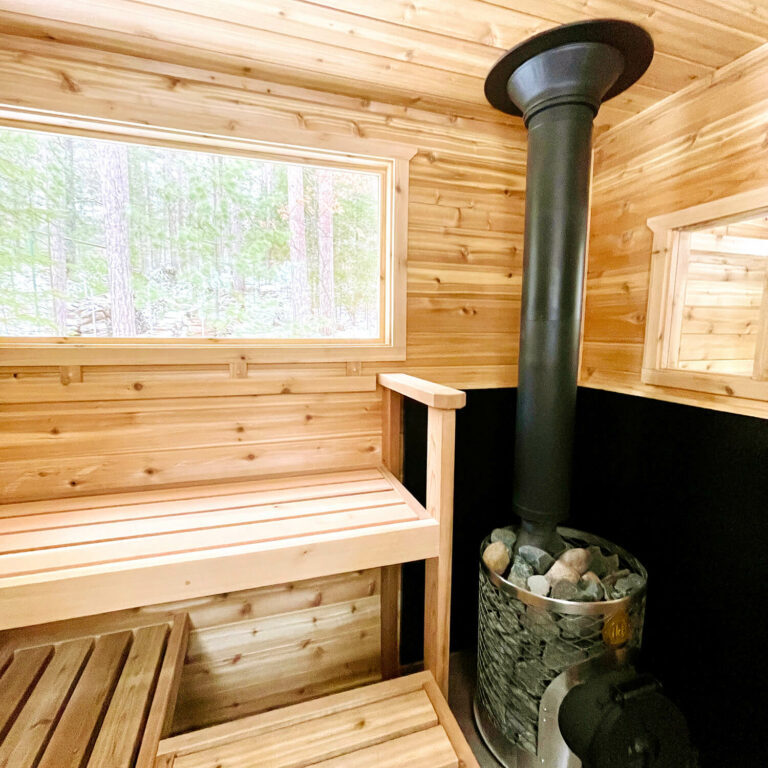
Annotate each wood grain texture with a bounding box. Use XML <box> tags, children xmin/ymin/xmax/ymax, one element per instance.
<box><xmin>0</xmin><ymin>638</ymin><xmax>93</xmax><ymax>768</ymax></box>
<box><xmin>0</xmin><ymin>646</ymin><xmax>54</xmax><ymax>743</ymax></box>
<box><xmin>0</xmin><ymin>570</ymin><xmax>382</xmax><ymax>736</ymax></box>
<box><xmin>0</xmin><ymin>29</ymin><xmax>518</xmax><ymax>503</ymax></box>
<box><xmin>135</xmin><ymin>614</ymin><xmax>190</xmax><ymax>767</ymax></box>
<box><xmin>583</xmin><ymin>41</ymin><xmax>768</xmax><ymax>419</ymax></box>
<box><xmin>0</xmin><ymin>468</ymin><xmax>438</xmax><ymax>629</ymax></box>
<box><xmin>86</xmin><ymin>624</ymin><xmax>168</xmax><ymax>768</ymax></box>
<box><xmin>0</xmin><ymin>619</ymin><xmax>191</xmax><ymax>768</ymax></box>
<box><xmin>156</xmin><ymin>670</ymin><xmax>477</xmax><ymax>768</ymax></box>
<box><xmin>424</xmin><ymin>407</ymin><xmax>457</xmax><ymax>696</ymax></box>
<box><xmin>0</xmin><ymin>0</ymin><xmax>765</xmax><ymax>134</ymax></box>
<box><xmin>37</xmin><ymin>631</ymin><xmax>132</xmax><ymax>768</ymax></box>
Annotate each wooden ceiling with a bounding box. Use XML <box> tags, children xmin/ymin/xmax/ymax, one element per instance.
<box><xmin>1</xmin><ymin>0</ymin><xmax>768</xmax><ymax>132</ymax></box>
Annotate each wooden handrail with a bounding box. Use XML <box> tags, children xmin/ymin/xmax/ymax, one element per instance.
<box><xmin>378</xmin><ymin>374</ymin><xmax>464</xmax><ymax>695</ymax></box>
<box><xmin>378</xmin><ymin>373</ymin><xmax>466</xmax><ymax>410</ymax></box>
<box><xmin>378</xmin><ymin>372</ymin><xmax>466</xmax><ymax>694</ymax></box>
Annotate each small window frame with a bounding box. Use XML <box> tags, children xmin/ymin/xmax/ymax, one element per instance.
<box><xmin>0</xmin><ymin>106</ymin><xmax>416</xmax><ymax>366</ymax></box>
<box><xmin>644</xmin><ymin>188</ymin><xmax>768</xmax><ymax>402</ymax></box>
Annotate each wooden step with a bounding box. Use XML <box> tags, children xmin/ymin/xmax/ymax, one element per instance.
<box><xmin>0</xmin><ymin>467</ymin><xmax>439</xmax><ymax>630</ymax></box>
<box><xmin>156</xmin><ymin>671</ymin><xmax>479</xmax><ymax>768</ymax></box>
<box><xmin>0</xmin><ymin>614</ymin><xmax>189</xmax><ymax>768</ymax></box>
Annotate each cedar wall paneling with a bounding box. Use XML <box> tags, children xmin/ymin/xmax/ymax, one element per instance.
<box><xmin>0</xmin><ymin>33</ymin><xmax>526</xmax><ymax>503</ymax></box>
<box><xmin>0</xmin><ymin>569</ymin><xmax>382</xmax><ymax>734</ymax></box>
<box><xmin>583</xmin><ymin>43</ymin><xmax>768</xmax><ymax>420</ymax></box>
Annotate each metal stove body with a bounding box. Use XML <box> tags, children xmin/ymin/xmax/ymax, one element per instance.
<box><xmin>474</xmin><ymin>529</ymin><xmax>648</xmax><ymax>767</ymax></box>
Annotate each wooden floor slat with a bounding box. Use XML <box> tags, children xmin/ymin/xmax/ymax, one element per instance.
<box><xmin>174</xmin><ymin>690</ymin><xmax>438</xmax><ymax>768</ymax></box>
<box><xmin>0</xmin><ymin>639</ymin><xmax>93</xmax><ymax>768</ymax></box>
<box><xmin>0</xmin><ymin>617</ymin><xmax>190</xmax><ymax>768</ymax></box>
<box><xmin>135</xmin><ymin>615</ymin><xmax>190</xmax><ymax>768</ymax></box>
<box><xmin>158</xmin><ymin>672</ymin><xmax>477</xmax><ymax>768</ymax></box>
<box><xmin>0</xmin><ymin>646</ymin><xmax>54</xmax><ymax>742</ymax></box>
<box><xmin>307</xmin><ymin>726</ymin><xmax>459</xmax><ymax>768</ymax></box>
<box><xmin>86</xmin><ymin>624</ymin><xmax>168</xmax><ymax>768</ymax></box>
<box><xmin>37</xmin><ymin>631</ymin><xmax>132</xmax><ymax>768</ymax></box>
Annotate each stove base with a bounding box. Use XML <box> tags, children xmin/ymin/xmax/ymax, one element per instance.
<box><xmin>474</xmin><ymin>672</ymin><xmax>583</xmax><ymax>768</ymax></box>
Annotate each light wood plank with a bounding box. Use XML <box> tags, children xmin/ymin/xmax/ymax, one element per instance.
<box><xmin>2</xmin><ymin>571</ymin><xmax>380</xmax><ymax>737</ymax></box>
<box><xmin>157</xmin><ymin>671</ymin><xmax>433</xmax><ymax>761</ymax></box>
<box><xmin>424</xmin><ymin>407</ymin><xmax>456</xmax><ymax>696</ymax></box>
<box><xmin>379</xmin><ymin>564</ymin><xmax>401</xmax><ymax>680</ymax></box>
<box><xmin>380</xmin><ymin>387</ymin><xmax>403</xmax><ymax>681</ymax></box>
<box><xmin>0</xmin><ymin>505</ymin><xmax>419</xmax><ymax>577</ymax></box>
<box><xmin>586</xmin><ymin>40</ymin><xmax>768</xmax><ymax>418</ymax></box>
<box><xmin>307</xmin><ymin>726</ymin><xmax>458</xmax><ymax>768</ymax></box>
<box><xmin>0</xmin><ymin>433</ymin><xmax>382</xmax><ymax>503</ymax></box>
<box><xmin>0</xmin><ymin>489</ymin><xmax>406</xmax><ymax>553</ymax></box>
<box><xmin>87</xmin><ymin>624</ymin><xmax>168</xmax><ymax>768</ymax></box>
<box><xmin>378</xmin><ymin>374</ymin><xmax>466</xmax><ymax>409</ymax></box>
<box><xmin>0</xmin><ymin>646</ymin><xmax>54</xmax><ymax>742</ymax></box>
<box><xmin>0</xmin><ymin>468</ymin><xmax>385</xmax><ymax>518</ymax></box>
<box><xmin>0</xmin><ymin>639</ymin><xmax>93</xmax><ymax>768</ymax></box>
<box><xmin>0</xmin><ymin>519</ymin><xmax>439</xmax><ymax>630</ymax></box>
<box><xmin>173</xmin><ymin>690</ymin><xmax>437</xmax><ymax>768</ymax></box>
<box><xmin>0</xmin><ymin>373</ymin><xmax>377</xmax><ymax>404</ymax></box>
<box><xmin>37</xmin><ymin>631</ymin><xmax>132</xmax><ymax>768</ymax></box>
<box><xmin>0</xmin><ymin>478</ymin><xmax>392</xmax><ymax>533</ymax></box>
<box><xmin>135</xmin><ymin>615</ymin><xmax>190</xmax><ymax>768</ymax></box>
<box><xmin>422</xmin><ymin>677</ymin><xmax>479</xmax><ymax>768</ymax></box>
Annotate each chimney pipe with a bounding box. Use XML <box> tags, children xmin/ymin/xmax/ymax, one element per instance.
<box><xmin>485</xmin><ymin>21</ymin><xmax>653</xmax><ymax>551</ymax></box>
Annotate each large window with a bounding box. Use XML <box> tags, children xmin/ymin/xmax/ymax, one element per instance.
<box><xmin>0</xmin><ymin>115</ymin><xmax>411</xmax><ymax>363</ymax></box>
<box><xmin>644</xmin><ymin>189</ymin><xmax>768</xmax><ymax>402</ymax></box>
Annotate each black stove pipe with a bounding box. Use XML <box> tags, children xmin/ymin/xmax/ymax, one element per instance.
<box><xmin>485</xmin><ymin>21</ymin><xmax>654</xmax><ymax>551</ymax></box>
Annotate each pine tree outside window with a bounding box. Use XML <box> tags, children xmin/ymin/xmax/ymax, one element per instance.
<box><xmin>0</xmin><ymin>113</ymin><xmax>412</xmax><ymax>365</ymax></box>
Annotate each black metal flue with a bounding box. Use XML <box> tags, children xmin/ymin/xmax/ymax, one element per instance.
<box><xmin>484</xmin><ymin>21</ymin><xmax>654</xmax><ymax>551</ymax></box>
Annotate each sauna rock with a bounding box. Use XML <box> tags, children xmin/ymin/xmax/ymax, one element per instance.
<box><xmin>491</xmin><ymin>526</ymin><xmax>517</xmax><ymax>550</ymax></box>
<box><xmin>482</xmin><ymin>541</ymin><xmax>511</xmax><ymax>574</ymax></box>
<box><xmin>517</xmin><ymin>545</ymin><xmax>554</xmax><ymax>574</ymax></box>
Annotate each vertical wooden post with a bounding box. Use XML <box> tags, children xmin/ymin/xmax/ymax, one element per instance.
<box><xmin>380</xmin><ymin>387</ymin><xmax>403</xmax><ymax>679</ymax></box>
<box><xmin>423</xmin><ymin>406</ymin><xmax>456</xmax><ymax>697</ymax></box>
<box><xmin>753</xmin><ymin>268</ymin><xmax>768</xmax><ymax>381</ymax></box>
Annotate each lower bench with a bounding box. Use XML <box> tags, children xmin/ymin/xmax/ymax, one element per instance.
<box><xmin>155</xmin><ymin>670</ymin><xmax>480</xmax><ymax>768</ymax></box>
<box><xmin>0</xmin><ymin>614</ymin><xmax>189</xmax><ymax>768</ymax></box>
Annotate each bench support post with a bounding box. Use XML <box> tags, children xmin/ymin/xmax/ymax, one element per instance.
<box><xmin>380</xmin><ymin>387</ymin><xmax>403</xmax><ymax>680</ymax></box>
<box><xmin>424</xmin><ymin>406</ymin><xmax>456</xmax><ymax>697</ymax></box>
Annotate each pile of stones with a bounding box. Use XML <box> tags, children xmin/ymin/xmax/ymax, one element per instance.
<box><xmin>476</xmin><ymin>526</ymin><xmax>647</xmax><ymax>755</ymax></box>
<box><xmin>481</xmin><ymin>526</ymin><xmax>645</xmax><ymax>601</ymax></box>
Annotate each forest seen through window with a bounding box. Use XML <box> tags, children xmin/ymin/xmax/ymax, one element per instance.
<box><xmin>0</xmin><ymin>128</ymin><xmax>383</xmax><ymax>339</ymax></box>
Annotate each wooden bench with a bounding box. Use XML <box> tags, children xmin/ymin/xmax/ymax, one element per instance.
<box><xmin>0</xmin><ymin>374</ymin><xmax>465</xmax><ymax>694</ymax></box>
<box><xmin>155</xmin><ymin>670</ymin><xmax>477</xmax><ymax>768</ymax></box>
<box><xmin>0</xmin><ymin>613</ymin><xmax>189</xmax><ymax>768</ymax></box>
<box><xmin>0</xmin><ymin>373</ymin><xmax>473</xmax><ymax>767</ymax></box>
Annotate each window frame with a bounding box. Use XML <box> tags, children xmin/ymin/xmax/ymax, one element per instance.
<box><xmin>0</xmin><ymin>106</ymin><xmax>415</xmax><ymax>365</ymax></box>
<box><xmin>643</xmin><ymin>187</ymin><xmax>768</xmax><ymax>402</ymax></box>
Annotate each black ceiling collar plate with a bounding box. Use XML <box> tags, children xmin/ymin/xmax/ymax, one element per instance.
<box><xmin>484</xmin><ymin>19</ymin><xmax>654</xmax><ymax>117</ymax></box>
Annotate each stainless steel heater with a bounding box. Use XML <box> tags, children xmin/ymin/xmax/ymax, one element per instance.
<box><xmin>476</xmin><ymin>20</ymin><xmax>696</xmax><ymax>768</ymax></box>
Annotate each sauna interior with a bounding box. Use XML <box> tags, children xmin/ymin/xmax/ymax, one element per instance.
<box><xmin>0</xmin><ymin>2</ymin><xmax>767</xmax><ymax>767</ymax></box>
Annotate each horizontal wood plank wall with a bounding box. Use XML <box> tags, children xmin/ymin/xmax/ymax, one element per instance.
<box><xmin>0</xmin><ymin>569</ymin><xmax>382</xmax><ymax>734</ymax></box>
<box><xmin>583</xmin><ymin>42</ymin><xmax>768</xmax><ymax>420</ymax></box>
<box><xmin>0</xmin><ymin>32</ymin><xmax>524</xmax><ymax>502</ymax></box>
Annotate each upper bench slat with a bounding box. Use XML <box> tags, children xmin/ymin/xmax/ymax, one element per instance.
<box><xmin>0</xmin><ymin>469</ymin><xmax>439</xmax><ymax>630</ymax></box>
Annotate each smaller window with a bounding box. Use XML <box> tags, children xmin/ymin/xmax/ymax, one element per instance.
<box><xmin>644</xmin><ymin>190</ymin><xmax>768</xmax><ymax>402</ymax></box>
